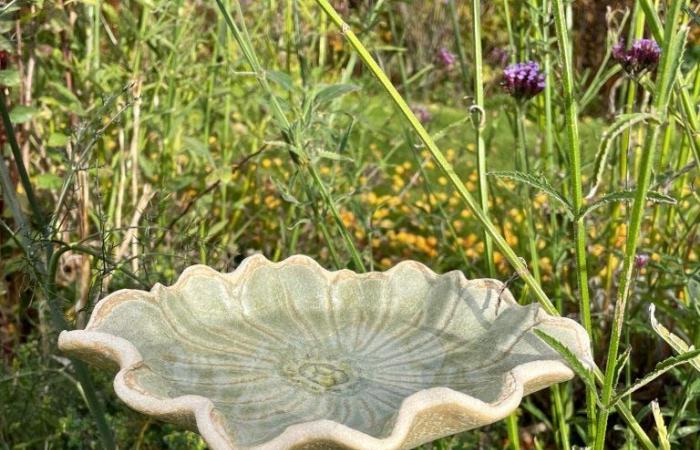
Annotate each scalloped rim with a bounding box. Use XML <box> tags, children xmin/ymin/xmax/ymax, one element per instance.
<box><xmin>59</xmin><ymin>254</ymin><xmax>592</xmax><ymax>450</ymax></box>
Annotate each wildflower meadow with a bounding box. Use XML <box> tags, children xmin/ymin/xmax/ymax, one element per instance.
<box><xmin>1</xmin><ymin>0</ymin><xmax>700</xmax><ymax>449</ymax></box>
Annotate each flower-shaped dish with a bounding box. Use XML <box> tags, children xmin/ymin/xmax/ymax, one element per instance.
<box><xmin>59</xmin><ymin>254</ymin><xmax>592</xmax><ymax>450</ymax></box>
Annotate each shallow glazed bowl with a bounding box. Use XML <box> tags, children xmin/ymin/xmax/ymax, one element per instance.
<box><xmin>59</xmin><ymin>254</ymin><xmax>592</xmax><ymax>450</ymax></box>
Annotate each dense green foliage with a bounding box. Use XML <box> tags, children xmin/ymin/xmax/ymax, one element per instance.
<box><xmin>1</xmin><ymin>0</ymin><xmax>699</xmax><ymax>448</ymax></box>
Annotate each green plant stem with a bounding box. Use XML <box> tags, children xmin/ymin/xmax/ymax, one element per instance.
<box><xmin>535</xmin><ymin>2</ymin><xmax>572</xmax><ymax>446</ymax></box>
<box><xmin>505</xmin><ymin>408</ymin><xmax>521</xmax><ymax>450</ymax></box>
<box><xmin>0</xmin><ymin>90</ymin><xmax>44</xmax><ymax>230</ymax></box>
<box><xmin>515</xmin><ymin>104</ymin><xmax>541</xmax><ymax>288</ymax></box>
<box><xmin>314</xmin><ymin>0</ymin><xmax>557</xmax><ymax>315</ymax></box>
<box><xmin>551</xmin><ymin>384</ymin><xmax>570</xmax><ymax>450</ymax></box>
<box><xmin>469</xmin><ymin>0</ymin><xmax>496</xmax><ymax>280</ymax></box>
<box><xmin>549</xmin><ymin>0</ymin><xmax>597</xmax><ymax>441</ymax></box>
<box><xmin>448</xmin><ymin>0</ymin><xmax>469</xmax><ymax>93</ymax></box>
<box><xmin>214</xmin><ymin>0</ymin><xmax>366</xmax><ymax>272</ymax></box>
<box><xmin>502</xmin><ymin>0</ymin><xmax>516</xmax><ymax>63</ymax></box>
<box><xmin>605</xmin><ymin>3</ymin><xmax>646</xmax><ymax>313</ymax></box>
<box><xmin>593</xmin><ymin>1</ymin><xmax>687</xmax><ymax>448</ymax></box>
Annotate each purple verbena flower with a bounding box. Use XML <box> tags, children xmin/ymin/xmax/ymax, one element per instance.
<box><xmin>634</xmin><ymin>253</ymin><xmax>650</xmax><ymax>269</ymax></box>
<box><xmin>612</xmin><ymin>38</ymin><xmax>661</xmax><ymax>76</ymax></box>
<box><xmin>501</xmin><ymin>61</ymin><xmax>546</xmax><ymax>100</ymax></box>
<box><xmin>437</xmin><ymin>47</ymin><xmax>457</xmax><ymax>69</ymax></box>
<box><xmin>411</xmin><ymin>105</ymin><xmax>431</xmax><ymax>124</ymax></box>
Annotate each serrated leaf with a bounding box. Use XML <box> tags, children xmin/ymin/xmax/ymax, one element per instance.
<box><xmin>314</xmin><ymin>83</ymin><xmax>359</xmax><ymax>106</ymax></box>
<box><xmin>579</xmin><ymin>190</ymin><xmax>677</xmax><ymax>219</ymax></box>
<box><xmin>488</xmin><ymin>170</ymin><xmax>573</xmax><ymax>216</ymax></box>
<box><xmin>614</xmin><ymin>347</ymin><xmax>632</xmax><ymax>388</ymax></box>
<box><xmin>651</xmin><ymin>400</ymin><xmax>671</xmax><ymax>450</ymax></box>
<box><xmin>534</xmin><ymin>329</ymin><xmax>600</xmax><ymax>403</ymax></box>
<box><xmin>608</xmin><ymin>348</ymin><xmax>700</xmax><ymax>406</ymax></box>
<box><xmin>649</xmin><ymin>304</ymin><xmax>700</xmax><ymax>372</ymax></box>
<box><xmin>586</xmin><ymin>113</ymin><xmax>661</xmax><ymax>199</ymax></box>
<box><xmin>9</xmin><ymin>105</ymin><xmax>39</xmax><ymax>124</ymax></box>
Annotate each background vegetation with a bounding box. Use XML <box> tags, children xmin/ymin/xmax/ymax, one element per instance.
<box><xmin>1</xmin><ymin>0</ymin><xmax>699</xmax><ymax>448</ymax></box>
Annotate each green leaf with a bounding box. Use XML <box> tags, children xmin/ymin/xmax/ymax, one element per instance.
<box><xmin>488</xmin><ymin>170</ymin><xmax>573</xmax><ymax>216</ymax></box>
<box><xmin>614</xmin><ymin>347</ymin><xmax>632</xmax><ymax>388</ymax></box>
<box><xmin>0</xmin><ymin>69</ymin><xmax>19</xmax><ymax>87</ymax></box>
<box><xmin>9</xmin><ymin>105</ymin><xmax>39</xmax><ymax>124</ymax></box>
<box><xmin>315</xmin><ymin>150</ymin><xmax>354</xmax><ymax>163</ymax></box>
<box><xmin>33</xmin><ymin>173</ymin><xmax>63</xmax><ymax>190</ymax></box>
<box><xmin>534</xmin><ymin>329</ymin><xmax>600</xmax><ymax>403</ymax></box>
<box><xmin>182</xmin><ymin>136</ymin><xmax>212</xmax><ymax>162</ymax></box>
<box><xmin>314</xmin><ymin>83</ymin><xmax>359</xmax><ymax>106</ymax></box>
<box><xmin>608</xmin><ymin>348</ymin><xmax>700</xmax><ymax>407</ymax></box>
<box><xmin>270</xmin><ymin>176</ymin><xmax>301</xmax><ymax>205</ymax></box>
<box><xmin>586</xmin><ymin>113</ymin><xmax>661</xmax><ymax>199</ymax></box>
<box><xmin>336</xmin><ymin>115</ymin><xmax>355</xmax><ymax>155</ymax></box>
<box><xmin>267</xmin><ymin>71</ymin><xmax>295</xmax><ymax>92</ymax></box>
<box><xmin>45</xmin><ymin>81</ymin><xmax>84</xmax><ymax>114</ymax></box>
<box><xmin>579</xmin><ymin>190</ymin><xmax>676</xmax><ymax>219</ymax></box>
<box><xmin>47</xmin><ymin>132</ymin><xmax>70</xmax><ymax>147</ymax></box>
<box><xmin>649</xmin><ymin>304</ymin><xmax>700</xmax><ymax>372</ymax></box>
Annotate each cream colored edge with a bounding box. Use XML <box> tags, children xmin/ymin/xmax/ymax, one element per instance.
<box><xmin>58</xmin><ymin>253</ymin><xmax>593</xmax><ymax>450</ymax></box>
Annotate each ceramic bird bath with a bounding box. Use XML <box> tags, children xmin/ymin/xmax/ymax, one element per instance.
<box><xmin>59</xmin><ymin>254</ymin><xmax>592</xmax><ymax>450</ymax></box>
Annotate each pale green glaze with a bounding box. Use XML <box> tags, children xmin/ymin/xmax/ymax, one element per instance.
<box><xmin>60</xmin><ymin>255</ymin><xmax>592</xmax><ymax>449</ymax></box>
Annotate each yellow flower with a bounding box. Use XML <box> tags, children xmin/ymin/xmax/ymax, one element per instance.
<box><xmin>438</xmin><ymin>176</ymin><xmax>448</xmax><ymax>186</ymax></box>
<box><xmin>261</xmin><ymin>158</ymin><xmax>272</xmax><ymax>169</ymax></box>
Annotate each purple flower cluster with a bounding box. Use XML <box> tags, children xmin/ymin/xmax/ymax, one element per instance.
<box><xmin>437</xmin><ymin>47</ymin><xmax>457</xmax><ymax>69</ymax></box>
<box><xmin>612</xmin><ymin>39</ymin><xmax>661</xmax><ymax>76</ymax></box>
<box><xmin>501</xmin><ymin>61</ymin><xmax>545</xmax><ymax>100</ymax></box>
